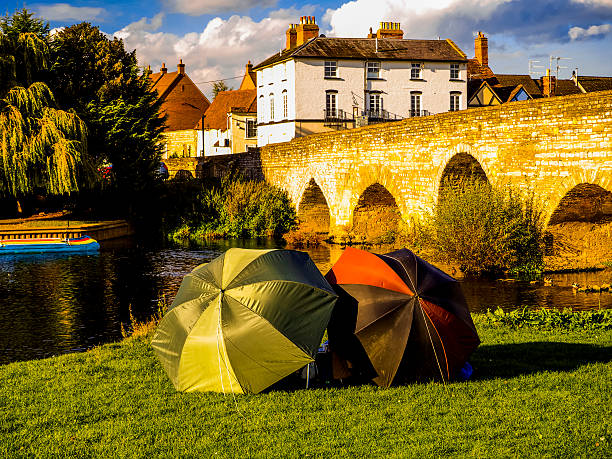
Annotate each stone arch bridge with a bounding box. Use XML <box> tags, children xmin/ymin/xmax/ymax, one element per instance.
<box><xmin>254</xmin><ymin>90</ymin><xmax>612</xmax><ymax>236</ymax></box>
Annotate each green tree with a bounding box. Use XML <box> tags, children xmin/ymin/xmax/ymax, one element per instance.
<box><xmin>212</xmin><ymin>80</ymin><xmax>232</xmax><ymax>98</ymax></box>
<box><xmin>49</xmin><ymin>23</ymin><xmax>165</xmax><ymax>203</ymax></box>
<box><xmin>0</xmin><ymin>9</ymin><xmax>86</xmax><ymax>209</ymax></box>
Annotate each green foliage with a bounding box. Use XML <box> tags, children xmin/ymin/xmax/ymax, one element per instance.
<box><xmin>169</xmin><ymin>178</ymin><xmax>297</xmax><ymax>239</ymax></box>
<box><xmin>416</xmin><ymin>180</ymin><xmax>545</xmax><ymax>274</ymax></box>
<box><xmin>0</xmin><ymin>9</ymin><xmax>86</xmax><ymax>200</ymax></box>
<box><xmin>212</xmin><ymin>80</ymin><xmax>232</xmax><ymax>98</ymax></box>
<box><xmin>49</xmin><ymin>23</ymin><xmax>165</xmax><ymax>200</ymax></box>
<box><xmin>1</xmin><ymin>324</ymin><xmax>611</xmax><ymax>457</ymax></box>
<box><xmin>480</xmin><ymin>307</ymin><xmax>612</xmax><ymax>330</ymax></box>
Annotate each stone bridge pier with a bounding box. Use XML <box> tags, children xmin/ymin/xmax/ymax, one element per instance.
<box><xmin>258</xmin><ymin>90</ymin><xmax>612</xmax><ymax>238</ymax></box>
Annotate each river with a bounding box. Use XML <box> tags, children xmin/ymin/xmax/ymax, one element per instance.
<box><xmin>0</xmin><ymin>238</ymin><xmax>610</xmax><ymax>365</ymax></box>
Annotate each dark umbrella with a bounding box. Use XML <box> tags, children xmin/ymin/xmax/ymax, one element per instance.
<box><xmin>325</xmin><ymin>247</ymin><xmax>480</xmax><ymax>387</ymax></box>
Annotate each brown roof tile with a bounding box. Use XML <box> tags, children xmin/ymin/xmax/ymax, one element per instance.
<box><xmin>254</xmin><ymin>37</ymin><xmax>467</xmax><ymax>69</ymax></box>
<box><xmin>467</xmin><ymin>58</ymin><xmax>495</xmax><ymax>79</ymax></box>
<box><xmin>577</xmin><ymin>76</ymin><xmax>612</xmax><ymax>92</ymax></box>
<box><xmin>493</xmin><ymin>74</ymin><xmax>543</xmax><ymax>98</ymax></box>
<box><xmin>203</xmin><ymin>89</ymin><xmax>257</xmax><ymax>130</ymax></box>
<box><xmin>149</xmin><ymin>70</ymin><xmax>210</xmax><ymax>131</ymax></box>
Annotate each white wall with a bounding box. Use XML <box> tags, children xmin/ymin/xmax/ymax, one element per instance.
<box><xmin>203</xmin><ymin>128</ymin><xmax>231</xmax><ymax>156</ymax></box>
<box><xmin>295</xmin><ymin>58</ymin><xmax>467</xmax><ymax>119</ymax></box>
<box><xmin>256</xmin><ymin>55</ymin><xmax>467</xmax><ymax>146</ymax></box>
<box><xmin>256</xmin><ymin>60</ymin><xmax>296</xmax><ymax>146</ymax></box>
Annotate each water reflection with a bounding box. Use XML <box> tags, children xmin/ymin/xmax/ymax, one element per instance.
<box><xmin>0</xmin><ymin>239</ymin><xmax>610</xmax><ymax>365</ymax></box>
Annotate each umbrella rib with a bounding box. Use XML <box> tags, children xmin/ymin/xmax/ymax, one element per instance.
<box><xmin>418</xmin><ymin>302</ymin><xmax>447</xmax><ymax>384</ymax></box>
<box><xmin>378</xmin><ymin>253</ymin><xmax>417</xmax><ymax>294</ymax></box>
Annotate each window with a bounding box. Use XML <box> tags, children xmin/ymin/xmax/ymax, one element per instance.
<box><xmin>282</xmin><ymin>90</ymin><xmax>288</xmax><ymax>119</ymax></box>
<box><xmin>411</xmin><ymin>63</ymin><xmax>422</xmax><ymax>79</ymax></box>
<box><xmin>367</xmin><ymin>62</ymin><xmax>380</xmax><ymax>79</ymax></box>
<box><xmin>450</xmin><ymin>63</ymin><xmax>460</xmax><ymax>80</ymax></box>
<box><xmin>258</xmin><ymin>96</ymin><xmax>264</xmax><ymax>122</ymax></box>
<box><xmin>325</xmin><ymin>61</ymin><xmax>338</xmax><ymax>78</ymax></box>
<box><xmin>450</xmin><ymin>92</ymin><xmax>461</xmax><ymax>111</ymax></box>
<box><xmin>410</xmin><ymin>92</ymin><xmax>421</xmax><ymax>116</ymax></box>
<box><xmin>369</xmin><ymin>93</ymin><xmax>382</xmax><ymax>117</ymax></box>
<box><xmin>326</xmin><ymin>91</ymin><xmax>337</xmax><ymax>117</ymax></box>
<box><xmin>269</xmin><ymin>94</ymin><xmax>275</xmax><ymax>121</ymax></box>
<box><xmin>246</xmin><ymin>119</ymin><xmax>257</xmax><ymax>138</ymax></box>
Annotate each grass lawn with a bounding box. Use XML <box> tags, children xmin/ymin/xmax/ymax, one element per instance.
<box><xmin>0</xmin><ymin>320</ymin><xmax>611</xmax><ymax>457</ymax></box>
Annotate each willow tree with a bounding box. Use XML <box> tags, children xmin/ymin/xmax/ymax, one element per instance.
<box><xmin>0</xmin><ymin>9</ymin><xmax>86</xmax><ymax>210</ymax></box>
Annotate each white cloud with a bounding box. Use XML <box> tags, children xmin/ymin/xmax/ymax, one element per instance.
<box><xmin>162</xmin><ymin>0</ymin><xmax>278</xmax><ymax>16</ymax></box>
<box><xmin>323</xmin><ymin>0</ymin><xmax>510</xmax><ymax>39</ymax></box>
<box><xmin>568</xmin><ymin>23</ymin><xmax>612</xmax><ymax>40</ymax></box>
<box><xmin>571</xmin><ymin>0</ymin><xmax>612</xmax><ymax>6</ymax></box>
<box><xmin>115</xmin><ymin>7</ymin><xmax>314</xmax><ymax>98</ymax></box>
<box><xmin>33</xmin><ymin>3</ymin><xmax>106</xmax><ymax>22</ymax></box>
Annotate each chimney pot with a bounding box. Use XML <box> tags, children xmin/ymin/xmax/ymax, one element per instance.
<box><xmin>178</xmin><ymin>59</ymin><xmax>185</xmax><ymax>74</ymax></box>
<box><xmin>161</xmin><ymin>62</ymin><xmax>167</xmax><ymax>74</ymax></box>
<box><xmin>475</xmin><ymin>31</ymin><xmax>488</xmax><ymax>67</ymax></box>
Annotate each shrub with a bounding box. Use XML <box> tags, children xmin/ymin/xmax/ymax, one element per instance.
<box><xmin>284</xmin><ymin>229</ymin><xmax>325</xmax><ymax>248</ymax></box>
<box><xmin>416</xmin><ymin>180</ymin><xmax>545</xmax><ymax>274</ymax></box>
<box><xmin>170</xmin><ymin>177</ymin><xmax>297</xmax><ymax>240</ymax></box>
<box><xmin>479</xmin><ymin>307</ymin><xmax>612</xmax><ymax>330</ymax></box>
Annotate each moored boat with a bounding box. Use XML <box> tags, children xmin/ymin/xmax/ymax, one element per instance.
<box><xmin>0</xmin><ymin>235</ymin><xmax>100</xmax><ymax>254</ymax></box>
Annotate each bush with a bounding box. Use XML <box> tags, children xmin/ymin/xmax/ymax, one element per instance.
<box><xmin>479</xmin><ymin>307</ymin><xmax>612</xmax><ymax>330</ymax></box>
<box><xmin>416</xmin><ymin>180</ymin><xmax>545</xmax><ymax>274</ymax></box>
<box><xmin>169</xmin><ymin>178</ymin><xmax>297</xmax><ymax>240</ymax></box>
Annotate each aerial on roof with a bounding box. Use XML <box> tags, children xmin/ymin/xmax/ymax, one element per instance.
<box><xmin>254</xmin><ymin>37</ymin><xmax>467</xmax><ymax>70</ymax></box>
<box><xmin>203</xmin><ymin>89</ymin><xmax>257</xmax><ymax>131</ymax></box>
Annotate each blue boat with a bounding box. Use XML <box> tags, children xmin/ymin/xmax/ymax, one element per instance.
<box><xmin>0</xmin><ymin>235</ymin><xmax>100</xmax><ymax>254</ymax></box>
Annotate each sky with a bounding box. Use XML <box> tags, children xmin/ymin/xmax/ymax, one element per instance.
<box><xmin>7</xmin><ymin>0</ymin><xmax>612</xmax><ymax>98</ymax></box>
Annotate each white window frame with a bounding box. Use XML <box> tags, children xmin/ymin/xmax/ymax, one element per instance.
<box><xmin>450</xmin><ymin>92</ymin><xmax>461</xmax><ymax>111</ymax></box>
<box><xmin>282</xmin><ymin>90</ymin><xmax>288</xmax><ymax>119</ymax></box>
<box><xmin>450</xmin><ymin>63</ymin><xmax>460</xmax><ymax>80</ymax></box>
<box><xmin>326</xmin><ymin>91</ymin><xmax>337</xmax><ymax>117</ymax></box>
<box><xmin>411</xmin><ymin>63</ymin><xmax>422</xmax><ymax>80</ymax></box>
<box><xmin>324</xmin><ymin>61</ymin><xmax>338</xmax><ymax>78</ymax></box>
<box><xmin>410</xmin><ymin>91</ymin><xmax>422</xmax><ymax>116</ymax></box>
<box><xmin>246</xmin><ymin>119</ymin><xmax>257</xmax><ymax>138</ymax></box>
<box><xmin>369</xmin><ymin>92</ymin><xmax>382</xmax><ymax>116</ymax></box>
<box><xmin>258</xmin><ymin>96</ymin><xmax>264</xmax><ymax>122</ymax></box>
<box><xmin>367</xmin><ymin>61</ymin><xmax>380</xmax><ymax>79</ymax></box>
<box><xmin>269</xmin><ymin>93</ymin><xmax>275</xmax><ymax>121</ymax></box>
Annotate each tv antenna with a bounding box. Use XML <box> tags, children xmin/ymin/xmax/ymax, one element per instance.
<box><xmin>549</xmin><ymin>56</ymin><xmax>571</xmax><ymax>79</ymax></box>
<box><xmin>528</xmin><ymin>60</ymin><xmax>544</xmax><ymax>77</ymax></box>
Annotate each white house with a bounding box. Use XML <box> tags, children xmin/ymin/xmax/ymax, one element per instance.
<box><xmin>253</xmin><ymin>17</ymin><xmax>469</xmax><ymax>146</ymax></box>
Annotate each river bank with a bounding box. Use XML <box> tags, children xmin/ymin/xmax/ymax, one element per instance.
<box><xmin>1</xmin><ymin>316</ymin><xmax>610</xmax><ymax>457</ymax></box>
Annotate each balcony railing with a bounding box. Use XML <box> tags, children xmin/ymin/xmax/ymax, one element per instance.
<box><xmin>407</xmin><ymin>109</ymin><xmax>431</xmax><ymax>118</ymax></box>
<box><xmin>324</xmin><ymin>109</ymin><xmax>352</xmax><ymax>127</ymax></box>
<box><xmin>364</xmin><ymin>109</ymin><xmax>403</xmax><ymax>123</ymax></box>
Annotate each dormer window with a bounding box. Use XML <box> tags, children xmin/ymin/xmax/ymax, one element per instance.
<box><xmin>325</xmin><ymin>61</ymin><xmax>338</xmax><ymax>78</ymax></box>
<box><xmin>411</xmin><ymin>63</ymin><xmax>422</xmax><ymax>80</ymax></box>
<box><xmin>367</xmin><ymin>62</ymin><xmax>380</xmax><ymax>79</ymax></box>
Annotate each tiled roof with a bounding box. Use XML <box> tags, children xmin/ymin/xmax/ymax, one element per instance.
<box><xmin>203</xmin><ymin>89</ymin><xmax>257</xmax><ymax>130</ymax></box>
<box><xmin>467</xmin><ymin>58</ymin><xmax>495</xmax><ymax>79</ymax></box>
<box><xmin>254</xmin><ymin>37</ymin><xmax>467</xmax><ymax>69</ymax></box>
<box><xmin>577</xmin><ymin>76</ymin><xmax>612</xmax><ymax>92</ymax></box>
<box><xmin>150</xmin><ymin>70</ymin><xmax>211</xmax><ymax>131</ymax></box>
<box><xmin>493</xmin><ymin>74</ymin><xmax>543</xmax><ymax>98</ymax></box>
<box><xmin>550</xmin><ymin>79</ymin><xmax>583</xmax><ymax>96</ymax></box>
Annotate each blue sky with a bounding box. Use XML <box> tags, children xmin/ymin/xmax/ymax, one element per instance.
<box><xmin>10</xmin><ymin>1</ymin><xmax>612</xmax><ymax>98</ymax></box>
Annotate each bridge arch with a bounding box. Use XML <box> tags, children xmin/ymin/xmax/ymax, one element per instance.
<box><xmin>547</xmin><ymin>170</ymin><xmax>612</xmax><ymax>225</ymax></box>
<box><xmin>351</xmin><ymin>182</ymin><xmax>402</xmax><ymax>240</ymax></box>
<box><xmin>433</xmin><ymin>144</ymin><xmax>492</xmax><ymax>203</ymax></box>
<box><xmin>296</xmin><ymin>178</ymin><xmax>332</xmax><ymax>233</ymax></box>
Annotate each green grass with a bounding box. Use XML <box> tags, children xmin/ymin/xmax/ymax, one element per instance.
<box><xmin>1</xmin><ymin>322</ymin><xmax>611</xmax><ymax>457</ymax></box>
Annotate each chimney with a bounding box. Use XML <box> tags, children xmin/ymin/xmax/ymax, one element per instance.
<box><xmin>475</xmin><ymin>31</ymin><xmax>488</xmax><ymax>67</ymax></box>
<box><xmin>160</xmin><ymin>62</ymin><xmax>167</xmax><ymax>74</ymax></box>
<box><xmin>375</xmin><ymin>22</ymin><xmax>404</xmax><ymax>39</ymax></box>
<box><xmin>178</xmin><ymin>59</ymin><xmax>185</xmax><ymax>74</ymax></box>
<box><xmin>286</xmin><ymin>23</ymin><xmax>297</xmax><ymax>49</ymax></box>
<box><xmin>542</xmin><ymin>69</ymin><xmax>556</xmax><ymax>97</ymax></box>
<box><xmin>367</xmin><ymin>27</ymin><xmax>375</xmax><ymax>38</ymax></box>
<box><xmin>295</xmin><ymin>16</ymin><xmax>319</xmax><ymax>46</ymax></box>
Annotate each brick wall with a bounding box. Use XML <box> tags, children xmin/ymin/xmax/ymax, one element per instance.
<box><xmin>256</xmin><ymin>90</ymin><xmax>611</xmax><ymax>234</ymax></box>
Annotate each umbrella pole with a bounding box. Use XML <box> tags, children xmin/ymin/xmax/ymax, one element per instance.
<box><xmin>306</xmin><ymin>364</ymin><xmax>310</xmax><ymax>389</ymax></box>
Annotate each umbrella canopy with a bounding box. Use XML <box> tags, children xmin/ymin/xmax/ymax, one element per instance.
<box><xmin>152</xmin><ymin>248</ymin><xmax>337</xmax><ymax>394</ymax></box>
<box><xmin>325</xmin><ymin>247</ymin><xmax>479</xmax><ymax>387</ymax></box>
